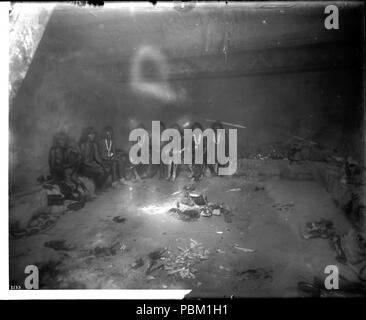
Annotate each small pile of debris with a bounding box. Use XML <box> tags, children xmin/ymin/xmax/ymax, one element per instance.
<box><xmin>167</xmin><ymin>190</ymin><xmax>232</xmax><ymax>222</ymax></box>
<box><xmin>249</xmin><ymin>143</ymin><xmax>287</xmax><ymax>160</ymax></box>
<box><xmin>301</xmin><ymin>219</ymin><xmax>366</xmax><ymax>280</ymax></box>
<box><xmin>272</xmin><ymin>202</ymin><xmax>294</xmax><ymax>212</ymax></box>
<box><xmin>302</xmin><ymin>219</ymin><xmax>335</xmax><ymax>239</ymax></box>
<box><xmin>167</xmin><ymin>207</ymin><xmax>200</xmax><ymax>222</ymax></box>
<box><xmin>81</xmin><ymin>241</ymin><xmax>126</xmax><ymax>258</ymax></box>
<box><xmin>44</xmin><ymin>239</ymin><xmax>75</xmax><ymax>251</ymax></box>
<box><xmin>10</xmin><ymin>211</ymin><xmax>59</xmax><ymax>239</ymax></box>
<box><xmin>301</xmin><ymin>219</ymin><xmax>347</xmax><ymax>263</ymax></box>
<box><xmin>161</xmin><ymin>239</ymin><xmax>210</xmax><ymax>279</ymax></box>
<box><xmin>112</xmin><ymin>216</ymin><xmax>126</xmax><ymax>223</ymax></box>
<box><xmin>236</xmin><ymin>268</ymin><xmax>273</xmax><ymax>282</ymax></box>
<box><xmin>146</xmin><ymin>248</ymin><xmax>167</xmax><ymax>275</ymax></box>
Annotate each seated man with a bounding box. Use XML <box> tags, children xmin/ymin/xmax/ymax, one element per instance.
<box><xmin>48</xmin><ymin>131</ymin><xmax>84</xmax><ymax>199</ymax></box>
<box><xmin>208</xmin><ymin>121</ymin><xmax>229</xmax><ymax>176</ymax></box>
<box><xmin>98</xmin><ymin>126</ymin><xmax>127</xmax><ymax>184</ymax></box>
<box><xmin>159</xmin><ymin>121</ymin><xmax>167</xmax><ymax>179</ymax></box>
<box><xmin>187</xmin><ymin>122</ymin><xmax>207</xmax><ymax>181</ymax></box>
<box><xmin>165</xmin><ymin>123</ymin><xmax>184</xmax><ymax>181</ymax></box>
<box><xmin>125</xmin><ymin>123</ymin><xmax>157</xmax><ymax>181</ymax></box>
<box><xmin>78</xmin><ymin>126</ymin><xmax>110</xmax><ymax>192</ymax></box>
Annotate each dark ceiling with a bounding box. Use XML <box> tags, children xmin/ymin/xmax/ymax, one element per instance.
<box><xmin>32</xmin><ymin>2</ymin><xmax>363</xmax><ymax>81</ymax></box>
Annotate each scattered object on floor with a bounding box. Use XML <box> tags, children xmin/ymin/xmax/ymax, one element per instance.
<box><xmin>301</xmin><ymin>219</ymin><xmax>349</xmax><ymax>264</ymax></box>
<box><xmin>250</xmin><ymin>143</ymin><xmax>288</xmax><ymax>160</ymax></box>
<box><xmin>179</xmin><ymin>196</ymin><xmax>195</xmax><ymax>207</ymax></box>
<box><xmin>302</xmin><ymin>218</ymin><xmax>334</xmax><ymax>239</ymax></box>
<box><xmin>25</xmin><ymin>211</ymin><xmax>58</xmax><ymax>237</ymax></box>
<box><xmin>113</xmin><ymin>216</ymin><xmax>126</xmax><ymax>223</ymax></box>
<box><xmin>219</xmin><ymin>265</ymin><xmax>231</xmax><ymax>272</ymax></box>
<box><xmin>171</xmin><ymin>190</ymin><xmax>181</xmax><ymax>196</ymax></box>
<box><xmin>169</xmin><ymin>189</ymin><xmax>232</xmax><ymax>222</ymax></box>
<box><xmin>297</xmin><ymin>276</ymin><xmax>323</xmax><ymax>297</ymax></box>
<box><xmin>47</xmin><ymin>194</ymin><xmax>64</xmax><ymax>206</ymax></box>
<box><xmin>66</xmin><ymin>200</ymin><xmax>85</xmax><ymax>211</ymax></box>
<box><xmin>146</xmin><ymin>275</ymin><xmax>155</xmax><ymax>281</ymax></box>
<box><xmin>131</xmin><ymin>257</ymin><xmax>145</xmax><ymax>269</ymax></box>
<box><xmin>254</xmin><ymin>186</ymin><xmax>265</xmax><ymax>191</ymax></box>
<box><xmin>44</xmin><ymin>240</ymin><xmax>75</xmax><ymax>251</ymax></box>
<box><xmin>43</xmin><ymin>183</ymin><xmax>63</xmax><ymax>199</ymax></box>
<box><xmin>89</xmin><ymin>241</ymin><xmax>122</xmax><ymax>257</ymax></box>
<box><xmin>216</xmin><ymin>231</ymin><xmax>223</xmax><ymax>234</ymax></box>
<box><xmin>207</xmin><ymin>202</ymin><xmax>220</xmax><ymax>211</ymax></box>
<box><xmin>189</xmin><ymin>193</ymin><xmax>207</xmax><ymax>206</ymax></box>
<box><xmin>237</xmin><ymin>268</ymin><xmax>273</xmax><ymax>282</ymax></box>
<box><xmin>253</xmin><ymin>153</ymin><xmax>268</xmax><ymax>160</ymax></box>
<box><xmin>183</xmin><ymin>185</ymin><xmax>196</xmax><ymax>192</ymax></box>
<box><xmin>233</xmin><ymin>244</ymin><xmax>256</xmax><ymax>253</ymax></box>
<box><xmin>272</xmin><ymin>202</ymin><xmax>294</xmax><ymax>212</ymax></box>
<box><xmin>146</xmin><ymin>248</ymin><xmax>167</xmax><ymax>275</ymax></box>
<box><xmin>168</xmin><ymin>207</ymin><xmax>200</xmax><ymax>222</ymax></box>
<box><xmin>200</xmin><ymin>207</ymin><xmax>212</xmax><ymax>217</ymax></box>
<box><xmin>161</xmin><ymin>239</ymin><xmax>209</xmax><ymax>279</ymax></box>
<box><xmin>227</xmin><ymin>188</ymin><xmax>242</xmax><ymax>192</ymax></box>
<box><xmin>10</xmin><ymin>225</ymin><xmax>29</xmax><ymax>239</ymax></box>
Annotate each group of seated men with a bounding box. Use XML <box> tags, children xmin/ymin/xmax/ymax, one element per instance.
<box><xmin>47</xmin><ymin>121</ymin><xmax>227</xmax><ymax>198</ymax></box>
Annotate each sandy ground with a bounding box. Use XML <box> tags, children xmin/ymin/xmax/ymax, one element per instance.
<box><xmin>9</xmin><ymin>174</ymin><xmax>357</xmax><ymax>296</ymax></box>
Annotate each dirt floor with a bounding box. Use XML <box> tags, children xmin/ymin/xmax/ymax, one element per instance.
<box><xmin>9</xmin><ymin>173</ymin><xmax>358</xmax><ymax>296</ymax></box>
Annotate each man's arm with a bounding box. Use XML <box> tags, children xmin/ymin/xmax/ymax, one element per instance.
<box><xmin>98</xmin><ymin>139</ymin><xmax>109</xmax><ymax>161</ymax></box>
<box><xmin>93</xmin><ymin>142</ymin><xmax>103</xmax><ymax>164</ymax></box>
<box><xmin>80</xmin><ymin>143</ymin><xmax>94</xmax><ymax>166</ymax></box>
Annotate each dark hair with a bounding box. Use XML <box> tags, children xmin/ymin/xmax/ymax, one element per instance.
<box><xmin>79</xmin><ymin>126</ymin><xmax>97</xmax><ymax>145</ymax></box>
<box><xmin>103</xmin><ymin>125</ymin><xmax>113</xmax><ymax>133</ymax></box>
<box><xmin>136</xmin><ymin>123</ymin><xmax>147</xmax><ymax>130</ymax></box>
<box><xmin>211</xmin><ymin>121</ymin><xmax>224</xmax><ymax>131</ymax></box>
<box><xmin>191</xmin><ymin>122</ymin><xmax>204</xmax><ymax>131</ymax></box>
<box><xmin>160</xmin><ymin>121</ymin><xmax>166</xmax><ymax>131</ymax></box>
<box><xmin>52</xmin><ymin>131</ymin><xmax>69</xmax><ymax>148</ymax></box>
<box><xmin>102</xmin><ymin>126</ymin><xmax>114</xmax><ymax>139</ymax></box>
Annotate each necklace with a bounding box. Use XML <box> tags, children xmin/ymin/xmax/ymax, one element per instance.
<box><xmin>193</xmin><ymin>133</ymin><xmax>201</xmax><ymax>146</ymax></box>
<box><xmin>138</xmin><ymin>136</ymin><xmax>145</xmax><ymax>148</ymax></box>
<box><xmin>214</xmin><ymin>132</ymin><xmax>222</xmax><ymax>145</ymax></box>
<box><xmin>105</xmin><ymin>139</ymin><xmax>113</xmax><ymax>157</ymax></box>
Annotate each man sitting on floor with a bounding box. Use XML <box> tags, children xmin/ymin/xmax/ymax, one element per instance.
<box><xmin>78</xmin><ymin>126</ymin><xmax>110</xmax><ymax>193</ymax></box>
<box><xmin>98</xmin><ymin>125</ymin><xmax>127</xmax><ymax>185</ymax></box>
<box><xmin>48</xmin><ymin>131</ymin><xmax>85</xmax><ymax>200</ymax></box>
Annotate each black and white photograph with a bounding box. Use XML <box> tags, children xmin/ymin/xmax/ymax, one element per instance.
<box><xmin>4</xmin><ymin>0</ymin><xmax>366</xmax><ymax>301</ymax></box>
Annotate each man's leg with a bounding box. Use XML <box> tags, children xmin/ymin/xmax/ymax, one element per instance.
<box><xmin>80</xmin><ymin>164</ymin><xmax>108</xmax><ymax>192</ymax></box>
